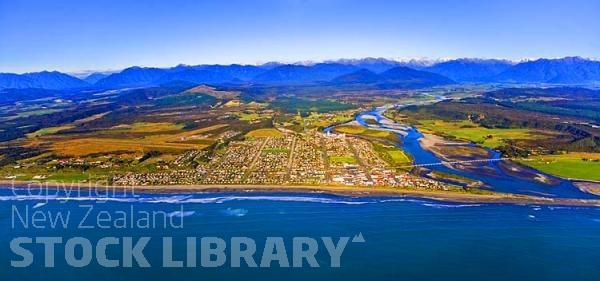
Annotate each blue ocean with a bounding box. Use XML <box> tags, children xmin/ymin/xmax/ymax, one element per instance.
<box><xmin>1</xmin><ymin>188</ymin><xmax>600</xmax><ymax>281</ymax></box>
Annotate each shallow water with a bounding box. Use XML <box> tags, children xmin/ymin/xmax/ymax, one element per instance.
<box><xmin>353</xmin><ymin>107</ymin><xmax>598</xmax><ymax>199</ymax></box>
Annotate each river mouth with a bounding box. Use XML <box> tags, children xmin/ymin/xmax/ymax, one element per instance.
<box><xmin>340</xmin><ymin>105</ymin><xmax>600</xmax><ymax>200</ymax></box>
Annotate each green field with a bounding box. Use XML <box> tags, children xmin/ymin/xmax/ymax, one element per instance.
<box><xmin>416</xmin><ymin>120</ymin><xmax>541</xmax><ymax>148</ymax></box>
<box><xmin>387</xmin><ymin>150</ymin><xmax>411</xmax><ymax>165</ymax></box>
<box><xmin>372</xmin><ymin>142</ymin><xmax>412</xmax><ymax>167</ymax></box>
<box><xmin>29</xmin><ymin>124</ymin><xmax>226</xmax><ymax>156</ymax></box>
<box><xmin>0</xmin><ymin>167</ymin><xmax>112</xmax><ymax>182</ymax></box>
<box><xmin>303</xmin><ymin>112</ymin><xmax>355</xmax><ymax>128</ymax></box>
<box><xmin>271</xmin><ymin>97</ymin><xmax>355</xmax><ymax>114</ymax></box>
<box><xmin>111</xmin><ymin>122</ymin><xmax>184</xmax><ymax>133</ymax></box>
<box><xmin>237</xmin><ymin>112</ymin><xmax>262</xmax><ymax>121</ymax></box>
<box><xmin>517</xmin><ymin>153</ymin><xmax>600</xmax><ymax>181</ymax></box>
<box><xmin>245</xmin><ymin>128</ymin><xmax>283</xmax><ymax>138</ymax></box>
<box><xmin>329</xmin><ymin>155</ymin><xmax>358</xmax><ymax>165</ymax></box>
<box><xmin>45</xmin><ymin>173</ymin><xmax>94</xmax><ymax>182</ymax></box>
<box><xmin>26</xmin><ymin>125</ymin><xmax>75</xmax><ymax>138</ymax></box>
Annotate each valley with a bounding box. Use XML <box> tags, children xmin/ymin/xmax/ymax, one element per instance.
<box><xmin>1</xmin><ymin>60</ymin><xmax>600</xmax><ymax>203</ymax></box>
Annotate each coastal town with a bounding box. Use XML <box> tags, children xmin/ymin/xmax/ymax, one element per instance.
<box><xmin>113</xmin><ymin>130</ymin><xmax>445</xmax><ymax>190</ymax></box>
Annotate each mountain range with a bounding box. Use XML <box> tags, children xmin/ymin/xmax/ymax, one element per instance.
<box><xmin>1</xmin><ymin>57</ymin><xmax>599</xmax><ymax>90</ymax></box>
<box><xmin>0</xmin><ymin>71</ymin><xmax>90</xmax><ymax>90</ymax></box>
<box><xmin>332</xmin><ymin>67</ymin><xmax>454</xmax><ymax>88</ymax></box>
<box><xmin>493</xmin><ymin>57</ymin><xmax>600</xmax><ymax>84</ymax></box>
<box><xmin>423</xmin><ymin>59</ymin><xmax>514</xmax><ymax>82</ymax></box>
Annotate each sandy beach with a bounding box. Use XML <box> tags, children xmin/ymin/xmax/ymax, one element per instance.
<box><xmin>3</xmin><ymin>180</ymin><xmax>600</xmax><ymax>207</ymax></box>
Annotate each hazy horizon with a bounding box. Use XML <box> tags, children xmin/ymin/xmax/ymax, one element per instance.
<box><xmin>1</xmin><ymin>0</ymin><xmax>599</xmax><ymax>73</ymax></box>
<box><xmin>5</xmin><ymin>55</ymin><xmax>600</xmax><ymax>77</ymax></box>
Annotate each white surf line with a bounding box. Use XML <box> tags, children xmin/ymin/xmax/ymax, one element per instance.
<box><xmin>398</xmin><ymin>157</ymin><xmax>513</xmax><ymax>169</ymax></box>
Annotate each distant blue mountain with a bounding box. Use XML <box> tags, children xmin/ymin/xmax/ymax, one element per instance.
<box><xmin>0</xmin><ymin>73</ymin><xmax>35</xmax><ymax>89</ymax></box>
<box><xmin>493</xmin><ymin>57</ymin><xmax>600</xmax><ymax>84</ymax></box>
<box><xmin>94</xmin><ymin>67</ymin><xmax>168</xmax><ymax>88</ymax></box>
<box><xmin>252</xmin><ymin>63</ymin><xmax>360</xmax><ymax>84</ymax></box>
<box><xmin>331</xmin><ymin>69</ymin><xmax>382</xmax><ymax>84</ymax></box>
<box><xmin>330</xmin><ymin>58</ymin><xmax>435</xmax><ymax>73</ymax></box>
<box><xmin>259</xmin><ymin>62</ymin><xmax>285</xmax><ymax>70</ymax></box>
<box><xmin>2</xmin><ymin>57</ymin><xmax>600</xmax><ymax>90</ymax></box>
<box><xmin>158</xmin><ymin>68</ymin><xmax>236</xmax><ymax>84</ymax></box>
<box><xmin>82</xmin><ymin>73</ymin><xmax>109</xmax><ymax>84</ymax></box>
<box><xmin>198</xmin><ymin>64</ymin><xmax>265</xmax><ymax>81</ymax></box>
<box><xmin>23</xmin><ymin>71</ymin><xmax>90</xmax><ymax>89</ymax></box>
<box><xmin>159</xmin><ymin>64</ymin><xmax>264</xmax><ymax>84</ymax></box>
<box><xmin>0</xmin><ymin>71</ymin><xmax>89</xmax><ymax>90</ymax></box>
<box><xmin>331</xmin><ymin>67</ymin><xmax>455</xmax><ymax>87</ymax></box>
<box><xmin>94</xmin><ymin>65</ymin><xmax>265</xmax><ymax>88</ymax></box>
<box><xmin>331</xmin><ymin>58</ymin><xmax>403</xmax><ymax>73</ymax></box>
<box><xmin>378</xmin><ymin>66</ymin><xmax>455</xmax><ymax>87</ymax></box>
<box><xmin>425</xmin><ymin>59</ymin><xmax>513</xmax><ymax>82</ymax></box>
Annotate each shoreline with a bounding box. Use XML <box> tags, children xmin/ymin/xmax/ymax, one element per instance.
<box><xmin>2</xmin><ymin>180</ymin><xmax>600</xmax><ymax>207</ymax></box>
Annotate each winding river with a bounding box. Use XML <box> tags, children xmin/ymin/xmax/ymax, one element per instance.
<box><xmin>328</xmin><ymin>103</ymin><xmax>598</xmax><ymax>200</ymax></box>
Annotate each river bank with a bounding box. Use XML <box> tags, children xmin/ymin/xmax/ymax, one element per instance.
<box><xmin>357</xmin><ymin>104</ymin><xmax>600</xmax><ymax>199</ymax></box>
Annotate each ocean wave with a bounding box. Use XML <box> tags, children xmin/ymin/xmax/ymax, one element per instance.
<box><xmin>187</xmin><ymin>195</ymin><xmax>371</xmax><ymax>205</ymax></box>
<box><xmin>0</xmin><ymin>193</ymin><xmax>374</xmax><ymax>205</ymax></box>
<box><xmin>32</xmin><ymin>202</ymin><xmax>47</xmax><ymax>209</ymax></box>
<box><xmin>422</xmin><ymin>203</ymin><xmax>482</xmax><ymax>209</ymax></box>
<box><xmin>168</xmin><ymin>210</ymin><xmax>196</xmax><ymax>218</ymax></box>
<box><xmin>224</xmin><ymin>208</ymin><xmax>248</xmax><ymax>217</ymax></box>
<box><xmin>547</xmin><ymin>206</ymin><xmax>600</xmax><ymax>211</ymax></box>
<box><xmin>378</xmin><ymin>198</ymin><xmax>426</xmax><ymax>204</ymax></box>
<box><xmin>0</xmin><ymin>193</ymin><xmax>493</xmax><ymax>208</ymax></box>
<box><xmin>139</xmin><ymin>195</ymin><xmax>194</xmax><ymax>204</ymax></box>
<box><xmin>0</xmin><ymin>195</ymin><xmax>139</xmax><ymax>203</ymax></box>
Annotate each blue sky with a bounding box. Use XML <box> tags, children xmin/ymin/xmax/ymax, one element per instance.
<box><xmin>0</xmin><ymin>0</ymin><xmax>599</xmax><ymax>73</ymax></box>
